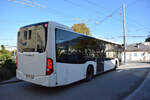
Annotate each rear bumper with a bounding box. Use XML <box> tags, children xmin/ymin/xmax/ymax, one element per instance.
<box><xmin>16</xmin><ymin>70</ymin><xmax>56</xmax><ymax>87</ymax></box>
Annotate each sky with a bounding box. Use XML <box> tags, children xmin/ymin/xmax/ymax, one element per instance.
<box><xmin>0</xmin><ymin>0</ymin><xmax>150</xmax><ymax>46</ymax></box>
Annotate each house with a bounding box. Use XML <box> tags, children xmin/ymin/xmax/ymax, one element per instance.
<box><xmin>4</xmin><ymin>45</ymin><xmax>16</xmax><ymax>51</ymax></box>
<box><xmin>0</xmin><ymin>45</ymin><xmax>16</xmax><ymax>51</ymax></box>
<box><xmin>122</xmin><ymin>42</ymin><xmax>150</xmax><ymax>62</ymax></box>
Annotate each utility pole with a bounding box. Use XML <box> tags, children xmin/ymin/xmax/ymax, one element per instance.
<box><xmin>123</xmin><ymin>3</ymin><xmax>127</xmax><ymax>64</ymax></box>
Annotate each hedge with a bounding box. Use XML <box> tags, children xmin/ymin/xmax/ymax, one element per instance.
<box><xmin>0</xmin><ymin>59</ymin><xmax>16</xmax><ymax>82</ymax></box>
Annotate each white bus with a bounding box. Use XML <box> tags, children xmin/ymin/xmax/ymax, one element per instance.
<box><xmin>16</xmin><ymin>21</ymin><xmax>122</xmax><ymax>87</ymax></box>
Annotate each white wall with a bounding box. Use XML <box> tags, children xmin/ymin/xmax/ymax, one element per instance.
<box><xmin>122</xmin><ymin>52</ymin><xmax>150</xmax><ymax>62</ymax></box>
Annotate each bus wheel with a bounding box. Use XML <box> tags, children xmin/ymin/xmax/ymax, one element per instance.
<box><xmin>86</xmin><ymin>65</ymin><xmax>94</xmax><ymax>82</ymax></box>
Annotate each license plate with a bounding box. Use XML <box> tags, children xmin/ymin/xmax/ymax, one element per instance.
<box><xmin>26</xmin><ymin>74</ymin><xmax>34</xmax><ymax>79</ymax></box>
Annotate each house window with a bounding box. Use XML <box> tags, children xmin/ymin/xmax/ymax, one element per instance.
<box><xmin>134</xmin><ymin>53</ymin><xmax>137</xmax><ymax>57</ymax></box>
<box><xmin>141</xmin><ymin>53</ymin><xmax>144</xmax><ymax>56</ymax></box>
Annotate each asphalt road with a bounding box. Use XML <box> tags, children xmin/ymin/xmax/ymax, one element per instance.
<box><xmin>0</xmin><ymin>63</ymin><xmax>150</xmax><ymax>100</ymax></box>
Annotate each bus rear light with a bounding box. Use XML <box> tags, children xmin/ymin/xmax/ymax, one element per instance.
<box><xmin>44</xmin><ymin>24</ymin><xmax>47</xmax><ymax>28</ymax></box>
<box><xmin>46</xmin><ymin>58</ymin><xmax>53</xmax><ymax>75</ymax></box>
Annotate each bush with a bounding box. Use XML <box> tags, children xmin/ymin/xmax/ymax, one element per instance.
<box><xmin>0</xmin><ymin>53</ymin><xmax>11</xmax><ymax>61</ymax></box>
<box><xmin>0</xmin><ymin>59</ymin><xmax>16</xmax><ymax>82</ymax></box>
<box><xmin>2</xmin><ymin>59</ymin><xmax>16</xmax><ymax>74</ymax></box>
<box><xmin>0</xmin><ymin>68</ymin><xmax>12</xmax><ymax>81</ymax></box>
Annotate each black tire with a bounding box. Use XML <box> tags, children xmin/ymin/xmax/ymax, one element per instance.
<box><xmin>86</xmin><ymin>66</ymin><xmax>94</xmax><ymax>82</ymax></box>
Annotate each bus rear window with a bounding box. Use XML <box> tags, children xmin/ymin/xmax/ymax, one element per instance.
<box><xmin>29</xmin><ymin>30</ymin><xmax>32</xmax><ymax>40</ymax></box>
<box><xmin>18</xmin><ymin>23</ymin><xmax>48</xmax><ymax>53</ymax></box>
<box><xmin>24</xmin><ymin>31</ymin><xmax>27</xmax><ymax>40</ymax></box>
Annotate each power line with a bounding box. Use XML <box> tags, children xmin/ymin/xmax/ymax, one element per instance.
<box><xmin>8</xmin><ymin>0</ymin><xmax>42</xmax><ymax>8</ymax></box>
<box><xmin>23</xmin><ymin>0</ymin><xmax>46</xmax><ymax>8</ymax></box>
<box><xmin>97</xmin><ymin>6</ymin><xmax>122</xmax><ymax>25</ymax></box>
<box><xmin>125</xmin><ymin>0</ymin><xmax>141</xmax><ymax>8</ymax></box>
<box><xmin>83</xmin><ymin>0</ymin><xmax>107</xmax><ymax>10</ymax></box>
<box><xmin>126</xmin><ymin>17</ymin><xmax>150</xmax><ymax>31</ymax></box>
<box><xmin>88</xmin><ymin>0</ymin><xmax>142</xmax><ymax>25</ymax></box>
<box><xmin>124</xmin><ymin>0</ymin><xmax>150</xmax><ymax>33</ymax></box>
<box><xmin>63</xmin><ymin>0</ymin><xmax>103</xmax><ymax>17</ymax></box>
<box><xmin>106</xmin><ymin>35</ymin><xmax>149</xmax><ymax>39</ymax></box>
<box><xmin>64</xmin><ymin>0</ymin><xmax>123</xmax><ymax>28</ymax></box>
<box><xmin>83</xmin><ymin>0</ymin><xmax>149</xmax><ymax>31</ymax></box>
<box><xmin>8</xmin><ymin>0</ymin><xmax>150</xmax><ymax>35</ymax></box>
<box><xmin>83</xmin><ymin>0</ymin><xmax>140</xmax><ymax>12</ymax></box>
<box><xmin>64</xmin><ymin>0</ymin><xmax>122</xmax><ymax>26</ymax></box>
<box><xmin>81</xmin><ymin>0</ymin><xmax>122</xmax><ymax>23</ymax></box>
<box><xmin>85</xmin><ymin>0</ymin><xmax>150</xmax><ymax>40</ymax></box>
<box><xmin>121</xmin><ymin>35</ymin><xmax>148</xmax><ymax>37</ymax></box>
<box><xmin>8</xmin><ymin>0</ymin><xmax>77</xmax><ymax>22</ymax></box>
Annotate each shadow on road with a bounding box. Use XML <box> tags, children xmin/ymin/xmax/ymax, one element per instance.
<box><xmin>23</xmin><ymin>79</ymin><xmax>86</xmax><ymax>95</ymax></box>
<box><xmin>1</xmin><ymin>64</ymin><xmax>150</xmax><ymax>100</ymax></box>
<box><xmin>19</xmin><ymin>66</ymin><xmax>150</xmax><ymax>100</ymax></box>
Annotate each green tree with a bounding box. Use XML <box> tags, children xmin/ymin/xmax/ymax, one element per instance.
<box><xmin>1</xmin><ymin>45</ymin><xmax>5</xmax><ymax>51</ymax></box>
<box><xmin>72</xmin><ymin>23</ymin><xmax>91</xmax><ymax>35</ymax></box>
<box><xmin>0</xmin><ymin>45</ymin><xmax>11</xmax><ymax>61</ymax></box>
<box><xmin>145</xmin><ymin>37</ymin><xmax>150</xmax><ymax>42</ymax></box>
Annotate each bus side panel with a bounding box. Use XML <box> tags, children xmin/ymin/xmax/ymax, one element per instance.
<box><xmin>56</xmin><ymin>61</ymin><xmax>96</xmax><ymax>86</ymax></box>
<box><xmin>56</xmin><ymin>63</ymin><xmax>86</xmax><ymax>86</ymax></box>
<box><xmin>104</xmin><ymin>59</ymin><xmax>115</xmax><ymax>71</ymax></box>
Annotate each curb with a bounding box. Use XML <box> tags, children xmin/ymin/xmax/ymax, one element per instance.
<box><xmin>0</xmin><ymin>80</ymin><xmax>23</xmax><ymax>85</ymax></box>
<box><xmin>0</xmin><ymin>77</ymin><xmax>23</xmax><ymax>85</ymax></box>
<box><xmin>124</xmin><ymin>71</ymin><xmax>150</xmax><ymax>100</ymax></box>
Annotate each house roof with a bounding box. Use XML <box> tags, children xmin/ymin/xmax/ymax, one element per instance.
<box><xmin>126</xmin><ymin>43</ymin><xmax>150</xmax><ymax>52</ymax></box>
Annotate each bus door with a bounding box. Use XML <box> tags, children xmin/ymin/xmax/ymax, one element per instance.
<box><xmin>96</xmin><ymin>58</ymin><xmax>104</xmax><ymax>74</ymax></box>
